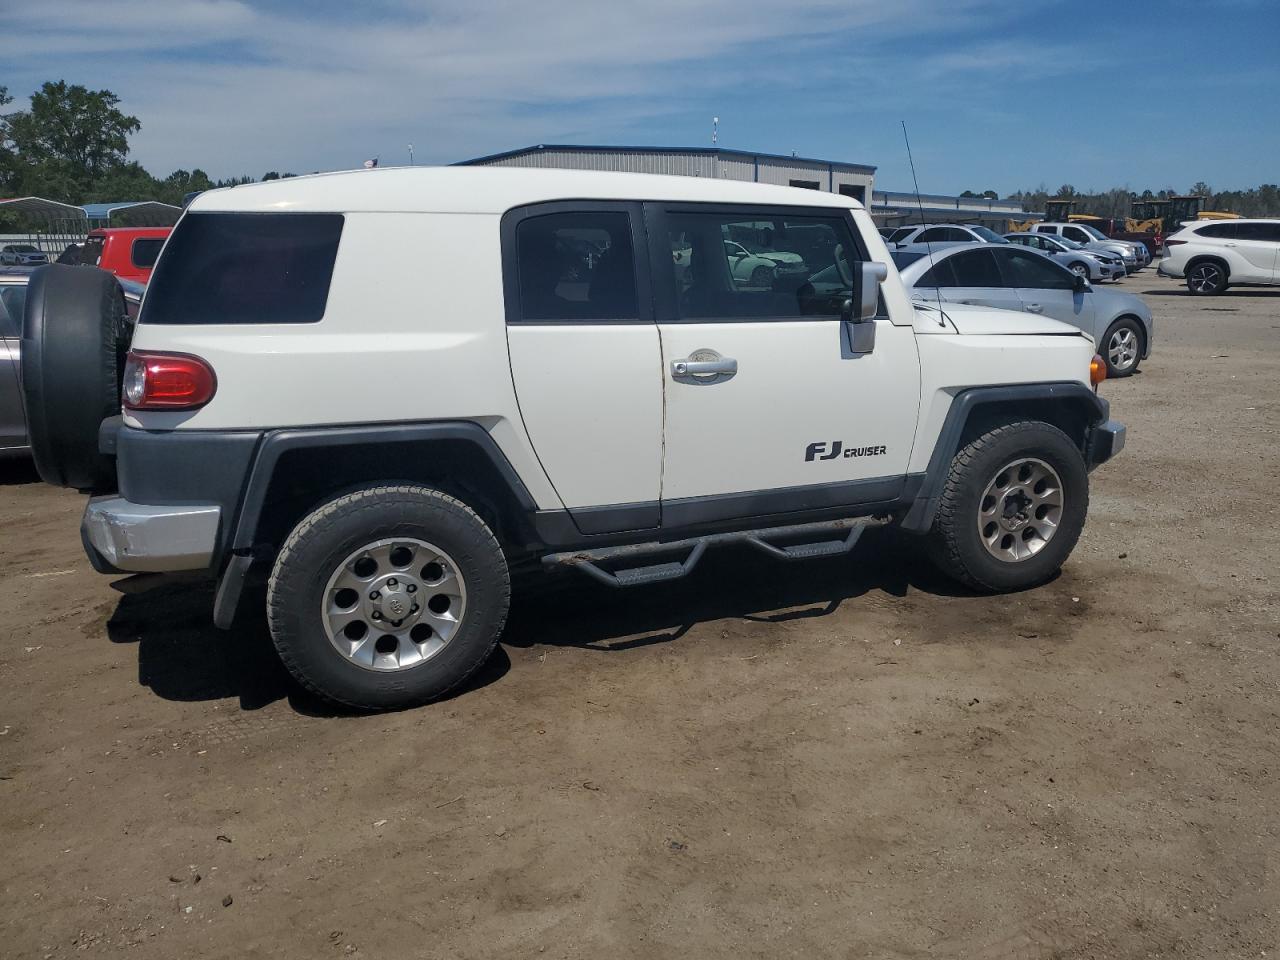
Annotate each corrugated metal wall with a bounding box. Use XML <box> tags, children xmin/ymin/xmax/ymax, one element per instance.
<box><xmin>472</xmin><ymin>148</ymin><xmax>876</xmax><ymax>203</ymax></box>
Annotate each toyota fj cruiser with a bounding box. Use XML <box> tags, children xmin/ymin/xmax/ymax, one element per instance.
<box><xmin>20</xmin><ymin>167</ymin><xmax>1125</xmax><ymax>710</ymax></box>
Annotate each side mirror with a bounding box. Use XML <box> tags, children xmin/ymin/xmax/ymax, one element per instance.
<box><xmin>1073</xmin><ymin>273</ymin><xmax>1089</xmax><ymax>292</ymax></box>
<box><xmin>843</xmin><ymin>261</ymin><xmax>887</xmax><ymax>354</ymax></box>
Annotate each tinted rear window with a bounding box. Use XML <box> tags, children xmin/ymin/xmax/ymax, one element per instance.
<box><xmin>141</xmin><ymin>213</ymin><xmax>343</xmax><ymax>325</ymax></box>
<box><xmin>131</xmin><ymin>237</ymin><xmax>165</xmax><ymax>269</ymax></box>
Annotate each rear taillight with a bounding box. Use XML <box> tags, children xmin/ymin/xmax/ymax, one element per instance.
<box><xmin>122</xmin><ymin>351</ymin><xmax>217</xmax><ymax>410</ymax></box>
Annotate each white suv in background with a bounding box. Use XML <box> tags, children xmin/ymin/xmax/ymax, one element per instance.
<box><xmin>1159</xmin><ymin>219</ymin><xmax>1280</xmax><ymax>295</ymax></box>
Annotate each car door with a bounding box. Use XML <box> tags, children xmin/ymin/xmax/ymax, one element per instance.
<box><xmin>924</xmin><ymin>248</ymin><xmax>1024</xmax><ymax>313</ymax></box>
<box><xmin>1231</xmin><ymin>223</ymin><xmax>1280</xmax><ymax>281</ymax></box>
<box><xmin>991</xmin><ymin>247</ymin><xmax>1095</xmax><ymax>337</ymax></box>
<box><xmin>650</xmin><ymin>203</ymin><xmax>920</xmax><ymax>526</ymax></box>
<box><xmin>0</xmin><ymin>285</ymin><xmax>27</xmax><ymax>450</ymax></box>
<box><xmin>501</xmin><ymin>202</ymin><xmax>663</xmax><ymax>534</ymax></box>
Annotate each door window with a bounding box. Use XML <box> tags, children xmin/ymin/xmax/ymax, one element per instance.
<box><xmin>664</xmin><ymin>210</ymin><xmax>859</xmax><ymax>320</ymax></box>
<box><xmin>131</xmin><ymin>237</ymin><xmax>165</xmax><ymax>268</ymax></box>
<box><xmin>994</xmin><ymin>248</ymin><xmax>1074</xmax><ymax>289</ymax></box>
<box><xmin>947</xmin><ymin>249</ymin><xmax>1004</xmax><ymax>287</ymax></box>
<box><xmin>0</xmin><ymin>287</ymin><xmax>23</xmax><ymax>337</ymax></box>
<box><xmin>1235</xmin><ymin>222</ymin><xmax>1280</xmax><ymax>243</ymax></box>
<box><xmin>1196</xmin><ymin>223</ymin><xmax>1237</xmax><ymax>239</ymax></box>
<box><xmin>1063</xmin><ymin>227</ymin><xmax>1090</xmax><ymax>243</ymax></box>
<box><xmin>513</xmin><ymin>211</ymin><xmax>638</xmax><ymax>322</ymax></box>
<box><xmin>916</xmin><ymin>258</ymin><xmax>958</xmax><ymax>287</ymax></box>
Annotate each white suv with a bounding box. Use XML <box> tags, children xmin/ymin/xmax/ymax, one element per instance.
<box><xmin>19</xmin><ymin>168</ymin><xmax>1125</xmax><ymax>710</ymax></box>
<box><xmin>1159</xmin><ymin>219</ymin><xmax>1280</xmax><ymax>294</ymax></box>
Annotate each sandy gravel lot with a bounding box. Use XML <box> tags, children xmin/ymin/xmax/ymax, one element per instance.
<box><xmin>2</xmin><ymin>270</ymin><xmax>1278</xmax><ymax>959</ymax></box>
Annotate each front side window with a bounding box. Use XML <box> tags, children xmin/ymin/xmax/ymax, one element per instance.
<box><xmin>994</xmin><ymin>248</ymin><xmax>1073</xmax><ymax>289</ymax></box>
<box><xmin>1064</xmin><ymin>227</ymin><xmax>1091</xmax><ymax>243</ymax></box>
<box><xmin>514</xmin><ymin>211</ymin><xmax>637</xmax><ymax>322</ymax></box>
<box><xmin>0</xmin><ymin>286</ymin><xmax>23</xmax><ymax>337</ymax></box>
<box><xmin>916</xmin><ymin>258</ymin><xmax>958</xmax><ymax>288</ymax></box>
<box><xmin>949</xmin><ymin>249</ymin><xmax>1004</xmax><ymax>287</ymax></box>
<box><xmin>142</xmin><ymin>213</ymin><xmax>343</xmax><ymax>325</ymax></box>
<box><xmin>665</xmin><ymin>210</ymin><xmax>859</xmax><ymax>320</ymax></box>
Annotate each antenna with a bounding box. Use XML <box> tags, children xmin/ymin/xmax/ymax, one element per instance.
<box><xmin>901</xmin><ymin>120</ymin><xmax>946</xmax><ymax>325</ymax></box>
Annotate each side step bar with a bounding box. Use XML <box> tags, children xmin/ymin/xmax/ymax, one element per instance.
<box><xmin>542</xmin><ymin>515</ymin><xmax>890</xmax><ymax>588</ymax></box>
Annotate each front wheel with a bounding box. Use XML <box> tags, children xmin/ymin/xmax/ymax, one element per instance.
<box><xmin>267</xmin><ymin>485</ymin><xmax>510</xmax><ymax>710</ymax></box>
<box><xmin>1102</xmin><ymin>318</ymin><xmax>1143</xmax><ymax>377</ymax></box>
<box><xmin>927</xmin><ymin>421</ymin><xmax>1088</xmax><ymax>592</ymax></box>
<box><xmin>1068</xmin><ymin>261</ymin><xmax>1090</xmax><ymax>279</ymax></box>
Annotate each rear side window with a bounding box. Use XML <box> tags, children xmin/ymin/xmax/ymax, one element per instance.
<box><xmin>949</xmin><ymin>249</ymin><xmax>1004</xmax><ymax>287</ymax></box>
<box><xmin>513</xmin><ymin>211</ymin><xmax>638</xmax><ymax>321</ymax></box>
<box><xmin>1195</xmin><ymin>223</ymin><xmax>1237</xmax><ymax>239</ymax></box>
<box><xmin>131</xmin><ymin>237</ymin><xmax>165</xmax><ymax>269</ymax></box>
<box><xmin>1235</xmin><ymin>222</ymin><xmax>1280</xmax><ymax>242</ymax></box>
<box><xmin>141</xmin><ymin>213</ymin><xmax>343</xmax><ymax>325</ymax></box>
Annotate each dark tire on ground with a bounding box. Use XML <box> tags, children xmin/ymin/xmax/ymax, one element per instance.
<box><xmin>266</xmin><ymin>484</ymin><xmax>510</xmax><ymax>711</ymax></box>
<box><xmin>20</xmin><ymin>265</ymin><xmax>129</xmax><ymax>490</ymax></box>
<box><xmin>1102</xmin><ymin>316</ymin><xmax>1144</xmax><ymax>378</ymax></box>
<box><xmin>927</xmin><ymin>421</ymin><xmax>1088</xmax><ymax>593</ymax></box>
<box><xmin>1186</xmin><ymin>260</ymin><xmax>1228</xmax><ymax>295</ymax></box>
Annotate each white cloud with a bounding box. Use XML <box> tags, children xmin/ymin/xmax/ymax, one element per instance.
<box><xmin>4</xmin><ymin>0</ymin><xmax>1023</xmax><ymax>177</ymax></box>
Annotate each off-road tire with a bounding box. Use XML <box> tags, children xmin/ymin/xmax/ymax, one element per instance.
<box><xmin>267</xmin><ymin>484</ymin><xmax>510</xmax><ymax>710</ymax></box>
<box><xmin>927</xmin><ymin>421</ymin><xmax>1088</xmax><ymax>592</ymax></box>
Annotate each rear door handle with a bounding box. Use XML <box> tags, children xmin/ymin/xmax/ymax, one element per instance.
<box><xmin>672</xmin><ymin>357</ymin><xmax>737</xmax><ymax>376</ymax></box>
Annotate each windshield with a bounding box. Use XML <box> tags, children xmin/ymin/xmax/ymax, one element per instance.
<box><xmin>1079</xmin><ymin>224</ymin><xmax>1108</xmax><ymax>241</ymax></box>
<box><xmin>8</xmin><ymin>245</ymin><xmax>38</xmax><ymax>253</ymax></box>
<box><xmin>1057</xmin><ymin>236</ymin><xmax>1084</xmax><ymax>249</ymax></box>
<box><xmin>971</xmin><ymin>226</ymin><xmax>1009</xmax><ymax>244</ymax></box>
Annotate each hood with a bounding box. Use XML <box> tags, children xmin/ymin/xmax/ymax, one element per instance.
<box><xmin>912</xmin><ymin>299</ymin><xmax>1085</xmax><ymax>337</ymax></box>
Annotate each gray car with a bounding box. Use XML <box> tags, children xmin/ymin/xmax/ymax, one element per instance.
<box><xmin>1004</xmin><ymin>232</ymin><xmax>1125</xmax><ymax>281</ymax></box>
<box><xmin>1</xmin><ymin>267</ymin><xmax>143</xmax><ymax>457</ymax></box>
<box><xmin>0</xmin><ymin>244</ymin><xmax>50</xmax><ymax>267</ymax></box>
<box><xmin>893</xmin><ymin>244</ymin><xmax>1153</xmax><ymax>377</ymax></box>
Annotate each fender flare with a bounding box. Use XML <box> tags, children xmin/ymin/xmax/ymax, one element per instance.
<box><xmin>898</xmin><ymin>382</ymin><xmax>1107</xmax><ymax>533</ymax></box>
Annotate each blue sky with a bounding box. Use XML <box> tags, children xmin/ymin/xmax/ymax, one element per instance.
<box><xmin>4</xmin><ymin>0</ymin><xmax>1278</xmax><ymax>196</ymax></box>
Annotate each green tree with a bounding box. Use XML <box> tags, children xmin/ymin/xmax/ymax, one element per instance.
<box><xmin>7</xmin><ymin>81</ymin><xmax>140</xmax><ymax>182</ymax></box>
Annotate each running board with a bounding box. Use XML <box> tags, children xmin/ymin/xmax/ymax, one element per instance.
<box><xmin>542</xmin><ymin>516</ymin><xmax>890</xmax><ymax>588</ymax></box>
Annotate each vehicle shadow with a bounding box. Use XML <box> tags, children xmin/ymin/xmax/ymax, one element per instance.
<box><xmin>0</xmin><ymin>458</ymin><xmax>40</xmax><ymax>486</ymax></box>
<box><xmin>1139</xmin><ymin>288</ymin><xmax>1280</xmax><ymax>298</ymax></box>
<box><xmin>103</xmin><ymin>528</ymin><xmax>980</xmax><ymax>716</ymax></box>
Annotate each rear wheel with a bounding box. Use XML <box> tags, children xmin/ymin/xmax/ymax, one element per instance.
<box><xmin>267</xmin><ymin>484</ymin><xmax>510</xmax><ymax>710</ymax></box>
<box><xmin>927</xmin><ymin>421</ymin><xmax>1088</xmax><ymax>592</ymax></box>
<box><xmin>1186</xmin><ymin>261</ymin><xmax>1228</xmax><ymax>295</ymax></box>
<box><xmin>1102</xmin><ymin>317</ymin><xmax>1143</xmax><ymax>377</ymax></box>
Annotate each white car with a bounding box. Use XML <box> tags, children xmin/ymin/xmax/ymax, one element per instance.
<box><xmin>890</xmin><ymin>223</ymin><xmax>1010</xmax><ymax>252</ymax></box>
<box><xmin>1158</xmin><ymin>219</ymin><xmax>1280</xmax><ymax>295</ymax></box>
<box><xmin>1032</xmin><ymin>223</ymin><xmax>1141</xmax><ymax>271</ymax></box>
<box><xmin>19</xmin><ymin>167</ymin><xmax>1124</xmax><ymax>710</ymax></box>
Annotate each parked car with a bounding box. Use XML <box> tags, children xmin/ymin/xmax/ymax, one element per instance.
<box><xmin>720</xmin><ymin>240</ymin><xmax>781</xmax><ymax>286</ymax></box>
<box><xmin>1003</xmin><ymin>232</ymin><xmax>1124</xmax><ymax>281</ymax></box>
<box><xmin>0</xmin><ymin>266</ymin><xmax>143</xmax><ymax>458</ymax></box>
<box><xmin>19</xmin><ymin>168</ymin><xmax>1123</xmax><ymax>710</ymax></box>
<box><xmin>1158</xmin><ymin>219</ymin><xmax>1280</xmax><ymax>295</ymax></box>
<box><xmin>0</xmin><ymin>244</ymin><xmax>50</xmax><ymax>266</ymax></box>
<box><xmin>79</xmin><ymin>227</ymin><xmax>172</xmax><ymax>283</ymax></box>
<box><xmin>1032</xmin><ymin>222</ymin><xmax>1143</xmax><ymax>271</ymax></box>
<box><xmin>895</xmin><ymin>244</ymin><xmax>1153</xmax><ymax>377</ymax></box>
<box><xmin>891</xmin><ymin>223</ymin><xmax>1011</xmax><ymax>252</ymax></box>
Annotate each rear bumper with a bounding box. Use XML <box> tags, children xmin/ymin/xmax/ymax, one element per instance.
<box><xmin>1086</xmin><ymin>419</ymin><xmax>1126</xmax><ymax>470</ymax></box>
<box><xmin>81</xmin><ymin>495</ymin><xmax>221</xmax><ymax>573</ymax></box>
<box><xmin>1157</xmin><ymin>259</ymin><xmax>1182</xmax><ymax>278</ymax></box>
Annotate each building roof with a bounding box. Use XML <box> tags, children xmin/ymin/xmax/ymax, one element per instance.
<box><xmin>460</xmin><ymin>143</ymin><xmax>876</xmax><ymax>174</ymax></box>
<box><xmin>81</xmin><ymin>201</ymin><xmax>182</xmax><ymax>225</ymax></box>
<box><xmin>0</xmin><ymin>196</ymin><xmax>87</xmax><ymax>220</ymax></box>
<box><xmin>189</xmin><ymin>165</ymin><xmax>865</xmax><ymax>216</ymax></box>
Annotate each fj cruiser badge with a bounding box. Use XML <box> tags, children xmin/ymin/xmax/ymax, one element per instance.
<box><xmin>805</xmin><ymin>441</ymin><xmax>887</xmax><ymax>462</ymax></box>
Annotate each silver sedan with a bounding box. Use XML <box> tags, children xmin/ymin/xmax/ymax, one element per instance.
<box><xmin>1003</xmin><ymin>232</ymin><xmax>1124</xmax><ymax>281</ymax></box>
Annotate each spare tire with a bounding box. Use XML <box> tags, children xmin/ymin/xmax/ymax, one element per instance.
<box><xmin>21</xmin><ymin>265</ymin><xmax>130</xmax><ymax>491</ymax></box>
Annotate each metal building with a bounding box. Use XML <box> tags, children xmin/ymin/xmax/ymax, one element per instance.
<box><xmin>459</xmin><ymin>144</ymin><xmax>876</xmax><ymax>204</ymax></box>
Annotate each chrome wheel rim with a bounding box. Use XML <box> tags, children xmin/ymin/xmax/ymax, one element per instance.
<box><xmin>1189</xmin><ymin>264</ymin><xmax>1221</xmax><ymax>292</ymax></box>
<box><xmin>1107</xmin><ymin>327</ymin><xmax>1138</xmax><ymax>371</ymax></box>
<box><xmin>977</xmin><ymin>458</ymin><xmax>1064</xmax><ymax>562</ymax></box>
<box><xmin>1071</xmin><ymin>263</ymin><xmax>1089</xmax><ymax>277</ymax></box>
<box><xmin>321</xmin><ymin>537</ymin><xmax>466</xmax><ymax>672</ymax></box>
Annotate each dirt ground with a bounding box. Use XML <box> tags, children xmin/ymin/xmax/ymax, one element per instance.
<box><xmin>2</xmin><ymin>270</ymin><xmax>1278</xmax><ymax>959</ymax></box>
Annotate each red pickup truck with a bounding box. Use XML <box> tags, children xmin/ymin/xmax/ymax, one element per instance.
<box><xmin>79</xmin><ymin>227</ymin><xmax>171</xmax><ymax>283</ymax></box>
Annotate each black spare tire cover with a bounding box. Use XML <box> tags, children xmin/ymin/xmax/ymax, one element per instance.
<box><xmin>21</xmin><ymin>264</ymin><xmax>129</xmax><ymax>491</ymax></box>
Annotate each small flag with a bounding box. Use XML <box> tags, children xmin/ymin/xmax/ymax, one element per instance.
<box><xmin>363</xmin><ymin>158</ymin><xmax>378</xmax><ymax>169</ymax></box>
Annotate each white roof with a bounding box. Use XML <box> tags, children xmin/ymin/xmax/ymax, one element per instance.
<box><xmin>188</xmin><ymin>166</ymin><xmax>862</xmax><ymax>216</ymax></box>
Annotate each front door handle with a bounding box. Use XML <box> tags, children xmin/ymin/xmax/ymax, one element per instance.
<box><xmin>672</xmin><ymin>357</ymin><xmax>737</xmax><ymax>377</ymax></box>
<box><xmin>1025</xmin><ymin>303</ymin><xmax>1043</xmax><ymax>313</ymax></box>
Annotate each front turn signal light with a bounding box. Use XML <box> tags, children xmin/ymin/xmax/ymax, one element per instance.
<box><xmin>1090</xmin><ymin>354</ymin><xmax>1107</xmax><ymax>386</ymax></box>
